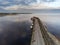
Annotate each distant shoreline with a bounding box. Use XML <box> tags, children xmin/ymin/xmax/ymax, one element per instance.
<box><xmin>0</xmin><ymin>13</ymin><xmax>32</xmax><ymax>16</ymax></box>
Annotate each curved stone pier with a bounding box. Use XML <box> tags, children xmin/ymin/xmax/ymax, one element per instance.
<box><xmin>30</xmin><ymin>17</ymin><xmax>60</xmax><ymax>45</ymax></box>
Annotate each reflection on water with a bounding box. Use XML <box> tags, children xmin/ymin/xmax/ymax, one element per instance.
<box><xmin>0</xmin><ymin>19</ymin><xmax>31</xmax><ymax>45</ymax></box>
<box><xmin>0</xmin><ymin>14</ymin><xmax>60</xmax><ymax>45</ymax></box>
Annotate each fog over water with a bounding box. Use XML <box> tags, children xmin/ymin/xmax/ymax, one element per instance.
<box><xmin>0</xmin><ymin>14</ymin><xmax>60</xmax><ymax>45</ymax></box>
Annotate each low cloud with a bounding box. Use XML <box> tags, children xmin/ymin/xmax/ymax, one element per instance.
<box><xmin>3</xmin><ymin>4</ymin><xmax>53</xmax><ymax>10</ymax></box>
<box><xmin>3</xmin><ymin>5</ymin><xmax>19</xmax><ymax>10</ymax></box>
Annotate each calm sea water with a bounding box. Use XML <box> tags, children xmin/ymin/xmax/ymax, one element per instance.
<box><xmin>0</xmin><ymin>13</ymin><xmax>60</xmax><ymax>45</ymax></box>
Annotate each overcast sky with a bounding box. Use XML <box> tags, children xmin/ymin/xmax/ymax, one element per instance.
<box><xmin>0</xmin><ymin>0</ymin><xmax>60</xmax><ymax>11</ymax></box>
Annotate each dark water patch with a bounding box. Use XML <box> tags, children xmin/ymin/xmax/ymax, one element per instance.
<box><xmin>0</xmin><ymin>20</ymin><xmax>32</xmax><ymax>45</ymax></box>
